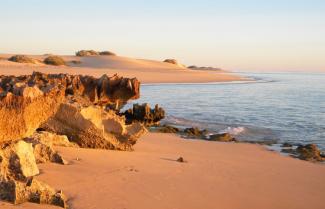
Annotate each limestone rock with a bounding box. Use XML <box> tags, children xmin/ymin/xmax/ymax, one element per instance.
<box><xmin>156</xmin><ymin>125</ymin><xmax>179</xmax><ymax>133</ymax></box>
<box><xmin>41</xmin><ymin>103</ymin><xmax>147</xmax><ymax>151</ymax></box>
<box><xmin>208</xmin><ymin>133</ymin><xmax>237</xmax><ymax>142</ymax></box>
<box><xmin>0</xmin><ymin>140</ymin><xmax>68</xmax><ymax>208</ymax></box>
<box><xmin>0</xmin><ymin>178</ymin><xmax>67</xmax><ymax>208</ymax></box>
<box><xmin>122</xmin><ymin>103</ymin><xmax>165</xmax><ymax>126</ymax></box>
<box><xmin>75</xmin><ymin>50</ymin><xmax>99</xmax><ymax>56</ymax></box>
<box><xmin>296</xmin><ymin>144</ymin><xmax>324</xmax><ymax>162</ymax></box>
<box><xmin>183</xmin><ymin>127</ymin><xmax>208</xmax><ymax>139</ymax></box>
<box><xmin>0</xmin><ymin>140</ymin><xmax>39</xmax><ymax>181</ymax></box>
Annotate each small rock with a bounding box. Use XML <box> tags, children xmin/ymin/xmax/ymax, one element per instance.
<box><xmin>208</xmin><ymin>133</ymin><xmax>236</xmax><ymax>142</ymax></box>
<box><xmin>176</xmin><ymin>157</ymin><xmax>186</xmax><ymax>163</ymax></box>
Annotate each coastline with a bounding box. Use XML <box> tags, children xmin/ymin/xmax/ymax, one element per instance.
<box><xmin>2</xmin><ymin>133</ymin><xmax>325</xmax><ymax>209</ymax></box>
<box><xmin>0</xmin><ymin>54</ymin><xmax>247</xmax><ymax>84</ymax></box>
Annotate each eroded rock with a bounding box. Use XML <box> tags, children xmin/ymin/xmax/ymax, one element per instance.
<box><xmin>296</xmin><ymin>144</ymin><xmax>324</xmax><ymax>162</ymax></box>
<box><xmin>183</xmin><ymin>127</ymin><xmax>208</xmax><ymax>139</ymax></box>
<box><xmin>208</xmin><ymin>133</ymin><xmax>237</xmax><ymax>142</ymax></box>
<box><xmin>41</xmin><ymin>103</ymin><xmax>147</xmax><ymax>151</ymax></box>
<box><xmin>0</xmin><ymin>140</ymin><xmax>68</xmax><ymax>208</ymax></box>
<box><xmin>122</xmin><ymin>103</ymin><xmax>165</xmax><ymax>126</ymax></box>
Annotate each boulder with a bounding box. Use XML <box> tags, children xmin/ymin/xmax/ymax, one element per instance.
<box><xmin>122</xmin><ymin>103</ymin><xmax>165</xmax><ymax>126</ymax></box>
<box><xmin>296</xmin><ymin>144</ymin><xmax>324</xmax><ymax>162</ymax></box>
<box><xmin>0</xmin><ymin>140</ymin><xmax>68</xmax><ymax>208</ymax></box>
<box><xmin>0</xmin><ymin>178</ymin><xmax>67</xmax><ymax>208</ymax></box>
<box><xmin>183</xmin><ymin>127</ymin><xmax>208</xmax><ymax>139</ymax></box>
<box><xmin>41</xmin><ymin>103</ymin><xmax>147</xmax><ymax>151</ymax></box>
<box><xmin>208</xmin><ymin>133</ymin><xmax>237</xmax><ymax>142</ymax></box>
<box><xmin>156</xmin><ymin>125</ymin><xmax>179</xmax><ymax>133</ymax></box>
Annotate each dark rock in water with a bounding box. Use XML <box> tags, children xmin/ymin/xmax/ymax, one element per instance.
<box><xmin>122</xmin><ymin>103</ymin><xmax>165</xmax><ymax>126</ymax></box>
<box><xmin>208</xmin><ymin>133</ymin><xmax>237</xmax><ymax>142</ymax></box>
<box><xmin>296</xmin><ymin>144</ymin><xmax>324</xmax><ymax>162</ymax></box>
<box><xmin>156</xmin><ymin>125</ymin><xmax>179</xmax><ymax>133</ymax></box>
<box><xmin>183</xmin><ymin>127</ymin><xmax>208</xmax><ymax>139</ymax></box>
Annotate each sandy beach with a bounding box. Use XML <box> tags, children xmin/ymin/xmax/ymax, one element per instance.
<box><xmin>0</xmin><ymin>54</ymin><xmax>246</xmax><ymax>84</ymax></box>
<box><xmin>1</xmin><ymin>133</ymin><xmax>325</xmax><ymax>209</ymax></box>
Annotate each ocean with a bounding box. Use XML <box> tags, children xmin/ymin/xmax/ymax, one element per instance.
<box><xmin>128</xmin><ymin>72</ymin><xmax>325</xmax><ymax>151</ymax></box>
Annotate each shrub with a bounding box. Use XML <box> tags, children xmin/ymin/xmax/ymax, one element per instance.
<box><xmin>163</xmin><ymin>59</ymin><xmax>179</xmax><ymax>65</ymax></box>
<box><xmin>99</xmin><ymin>51</ymin><xmax>116</xmax><ymax>56</ymax></box>
<box><xmin>75</xmin><ymin>50</ymin><xmax>99</xmax><ymax>57</ymax></box>
<box><xmin>43</xmin><ymin>56</ymin><xmax>66</xmax><ymax>66</ymax></box>
<box><xmin>8</xmin><ymin>55</ymin><xmax>37</xmax><ymax>64</ymax></box>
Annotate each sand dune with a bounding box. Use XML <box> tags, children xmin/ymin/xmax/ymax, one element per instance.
<box><xmin>1</xmin><ymin>133</ymin><xmax>324</xmax><ymax>209</ymax></box>
<box><xmin>0</xmin><ymin>54</ymin><xmax>246</xmax><ymax>83</ymax></box>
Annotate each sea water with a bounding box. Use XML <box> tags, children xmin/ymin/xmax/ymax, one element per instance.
<box><xmin>129</xmin><ymin>72</ymin><xmax>325</xmax><ymax>150</ymax></box>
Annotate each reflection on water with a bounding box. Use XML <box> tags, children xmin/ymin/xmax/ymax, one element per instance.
<box><xmin>129</xmin><ymin>72</ymin><xmax>325</xmax><ymax>150</ymax></box>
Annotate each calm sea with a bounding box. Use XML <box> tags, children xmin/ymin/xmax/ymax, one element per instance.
<box><xmin>129</xmin><ymin>72</ymin><xmax>325</xmax><ymax>150</ymax></box>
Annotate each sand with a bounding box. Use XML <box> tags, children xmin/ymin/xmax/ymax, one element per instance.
<box><xmin>2</xmin><ymin>133</ymin><xmax>325</xmax><ymax>209</ymax></box>
<box><xmin>0</xmin><ymin>54</ymin><xmax>246</xmax><ymax>83</ymax></box>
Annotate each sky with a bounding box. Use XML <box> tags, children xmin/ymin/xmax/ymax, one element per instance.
<box><xmin>0</xmin><ymin>0</ymin><xmax>324</xmax><ymax>72</ymax></box>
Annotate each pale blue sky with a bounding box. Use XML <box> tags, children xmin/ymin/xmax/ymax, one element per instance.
<box><xmin>1</xmin><ymin>0</ymin><xmax>324</xmax><ymax>71</ymax></box>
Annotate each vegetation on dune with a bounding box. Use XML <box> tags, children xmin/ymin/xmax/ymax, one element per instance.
<box><xmin>8</xmin><ymin>55</ymin><xmax>38</xmax><ymax>64</ymax></box>
<box><xmin>99</xmin><ymin>51</ymin><xmax>116</xmax><ymax>56</ymax></box>
<box><xmin>43</xmin><ymin>56</ymin><xmax>66</xmax><ymax>66</ymax></box>
<box><xmin>75</xmin><ymin>50</ymin><xmax>99</xmax><ymax>56</ymax></box>
<box><xmin>76</xmin><ymin>50</ymin><xmax>116</xmax><ymax>56</ymax></box>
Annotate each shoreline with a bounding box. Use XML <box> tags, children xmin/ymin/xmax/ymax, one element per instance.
<box><xmin>2</xmin><ymin>132</ymin><xmax>325</xmax><ymax>209</ymax></box>
<box><xmin>0</xmin><ymin>54</ymin><xmax>247</xmax><ymax>84</ymax></box>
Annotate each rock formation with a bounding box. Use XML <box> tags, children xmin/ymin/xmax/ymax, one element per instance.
<box><xmin>183</xmin><ymin>127</ymin><xmax>208</xmax><ymax>139</ymax></box>
<box><xmin>0</xmin><ymin>140</ymin><xmax>68</xmax><ymax>208</ymax></box>
<box><xmin>296</xmin><ymin>144</ymin><xmax>325</xmax><ymax>162</ymax></box>
<box><xmin>208</xmin><ymin>133</ymin><xmax>237</xmax><ymax>142</ymax></box>
<box><xmin>122</xmin><ymin>103</ymin><xmax>165</xmax><ymax>126</ymax></box>
<box><xmin>0</xmin><ymin>72</ymin><xmax>145</xmax><ymax>207</ymax></box>
<box><xmin>41</xmin><ymin>103</ymin><xmax>146</xmax><ymax>151</ymax></box>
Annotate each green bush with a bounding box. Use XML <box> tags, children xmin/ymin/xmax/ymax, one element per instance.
<box><xmin>43</xmin><ymin>56</ymin><xmax>66</xmax><ymax>66</ymax></box>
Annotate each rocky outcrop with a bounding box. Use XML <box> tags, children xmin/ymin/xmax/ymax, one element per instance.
<box><xmin>0</xmin><ymin>74</ymin><xmax>66</xmax><ymax>143</ymax></box>
<box><xmin>0</xmin><ymin>140</ymin><xmax>67</xmax><ymax>208</ymax></box>
<box><xmin>99</xmin><ymin>51</ymin><xmax>116</xmax><ymax>56</ymax></box>
<box><xmin>183</xmin><ymin>127</ymin><xmax>208</xmax><ymax>139</ymax></box>
<box><xmin>296</xmin><ymin>144</ymin><xmax>325</xmax><ymax>162</ymax></box>
<box><xmin>208</xmin><ymin>133</ymin><xmax>237</xmax><ymax>142</ymax></box>
<box><xmin>41</xmin><ymin>103</ymin><xmax>147</xmax><ymax>151</ymax></box>
<box><xmin>156</xmin><ymin>125</ymin><xmax>179</xmax><ymax>133</ymax></box>
<box><xmin>0</xmin><ymin>71</ymin><xmax>145</xmax><ymax>207</ymax></box>
<box><xmin>122</xmin><ymin>103</ymin><xmax>165</xmax><ymax>126</ymax></box>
